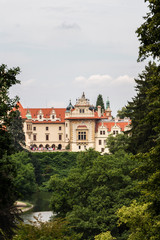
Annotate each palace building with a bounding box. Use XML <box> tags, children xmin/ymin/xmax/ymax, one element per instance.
<box><xmin>18</xmin><ymin>93</ymin><xmax>131</xmax><ymax>153</ymax></box>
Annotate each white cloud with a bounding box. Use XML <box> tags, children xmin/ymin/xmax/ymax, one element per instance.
<box><xmin>74</xmin><ymin>74</ymin><xmax>112</xmax><ymax>86</ymax></box>
<box><xmin>112</xmin><ymin>75</ymin><xmax>134</xmax><ymax>85</ymax></box>
<box><xmin>58</xmin><ymin>22</ymin><xmax>81</xmax><ymax>30</ymax></box>
<box><xmin>74</xmin><ymin>74</ymin><xmax>134</xmax><ymax>88</ymax></box>
<box><xmin>22</xmin><ymin>78</ymin><xmax>36</xmax><ymax>87</ymax></box>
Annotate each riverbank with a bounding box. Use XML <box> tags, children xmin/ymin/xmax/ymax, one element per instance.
<box><xmin>15</xmin><ymin>201</ymin><xmax>33</xmax><ymax>213</ymax></box>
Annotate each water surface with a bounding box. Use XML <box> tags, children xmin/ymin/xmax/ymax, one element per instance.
<box><xmin>22</xmin><ymin>192</ymin><xmax>54</xmax><ymax>223</ymax></box>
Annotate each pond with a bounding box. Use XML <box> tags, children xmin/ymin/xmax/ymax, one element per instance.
<box><xmin>21</xmin><ymin>191</ymin><xmax>55</xmax><ymax>223</ymax></box>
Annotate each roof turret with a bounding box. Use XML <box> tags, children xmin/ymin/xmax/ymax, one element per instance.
<box><xmin>26</xmin><ymin>109</ymin><xmax>32</xmax><ymax>119</ymax></box>
<box><xmin>66</xmin><ymin>100</ymin><xmax>74</xmax><ymax>112</ymax></box>
<box><xmin>106</xmin><ymin>97</ymin><xmax>110</xmax><ymax>109</ymax></box>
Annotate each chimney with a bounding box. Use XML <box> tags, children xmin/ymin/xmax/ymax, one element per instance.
<box><xmin>98</xmin><ymin>105</ymin><xmax>101</xmax><ymax>117</ymax></box>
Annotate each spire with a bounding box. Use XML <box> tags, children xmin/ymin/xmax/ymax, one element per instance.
<box><xmin>82</xmin><ymin>92</ymin><xmax>85</xmax><ymax>99</ymax></box>
<box><xmin>106</xmin><ymin>97</ymin><xmax>110</xmax><ymax>109</ymax></box>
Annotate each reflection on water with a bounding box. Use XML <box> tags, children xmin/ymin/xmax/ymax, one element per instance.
<box><xmin>22</xmin><ymin>211</ymin><xmax>55</xmax><ymax>224</ymax></box>
<box><xmin>21</xmin><ymin>192</ymin><xmax>55</xmax><ymax>223</ymax></box>
<box><xmin>27</xmin><ymin>191</ymin><xmax>52</xmax><ymax>212</ymax></box>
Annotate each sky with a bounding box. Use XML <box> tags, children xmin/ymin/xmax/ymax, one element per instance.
<box><xmin>0</xmin><ymin>0</ymin><xmax>148</xmax><ymax>116</ymax></box>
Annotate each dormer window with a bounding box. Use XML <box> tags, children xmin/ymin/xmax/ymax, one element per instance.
<box><xmin>50</xmin><ymin>108</ymin><xmax>56</xmax><ymax>121</ymax></box>
<box><xmin>38</xmin><ymin>110</ymin><xmax>43</xmax><ymax>121</ymax></box>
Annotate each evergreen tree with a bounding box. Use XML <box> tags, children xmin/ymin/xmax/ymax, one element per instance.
<box><xmin>127</xmin><ymin>62</ymin><xmax>160</xmax><ymax>154</ymax></box>
<box><xmin>136</xmin><ymin>0</ymin><xmax>160</xmax><ymax>61</ymax></box>
<box><xmin>116</xmin><ymin>1</ymin><xmax>160</xmax><ymax>238</ymax></box>
<box><xmin>96</xmin><ymin>94</ymin><xmax>105</xmax><ymax>111</ymax></box>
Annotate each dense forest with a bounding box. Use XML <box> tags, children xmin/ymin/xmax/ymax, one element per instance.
<box><xmin>0</xmin><ymin>0</ymin><xmax>160</xmax><ymax>239</ymax></box>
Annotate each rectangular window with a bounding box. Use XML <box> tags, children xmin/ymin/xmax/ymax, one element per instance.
<box><xmin>79</xmin><ymin>145</ymin><xmax>81</xmax><ymax>149</ymax></box>
<box><xmin>59</xmin><ymin>134</ymin><xmax>62</xmax><ymax>140</ymax></box>
<box><xmin>66</xmin><ymin>134</ymin><xmax>68</xmax><ymax>138</ymax></box>
<box><xmin>116</xmin><ymin>130</ymin><xmax>118</xmax><ymax>134</ymax></box>
<box><xmin>59</xmin><ymin>126</ymin><xmax>61</xmax><ymax>130</ymax></box>
<box><xmin>27</xmin><ymin>124</ymin><xmax>32</xmax><ymax>130</ymax></box>
<box><xmin>103</xmin><ymin>131</ymin><xmax>105</xmax><ymax>135</ymax></box>
<box><xmin>79</xmin><ymin>109</ymin><xmax>84</xmax><ymax>113</ymax></box>
<box><xmin>46</xmin><ymin>126</ymin><xmax>49</xmax><ymax>131</ymax></box>
<box><xmin>99</xmin><ymin>140</ymin><xmax>102</xmax><ymax>145</ymax></box>
<box><xmin>33</xmin><ymin>126</ymin><xmax>36</xmax><ymax>131</ymax></box>
<box><xmin>113</xmin><ymin>130</ymin><xmax>115</xmax><ymax>135</ymax></box>
<box><xmin>100</xmin><ymin>131</ymin><xmax>102</xmax><ymax>135</ymax></box>
<box><xmin>46</xmin><ymin>134</ymin><xmax>49</xmax><ymax>141</ymax></box>
<box><xmin>33</xmin><ymin>134</ymin><xmax>36</xmax><ymax>141</ymax></box>
<box><xmin>66</xmin><ymin>123</ymin><xmax>68</xmax><ymax>127</ymax></box>
<box><xmin>78</xmin><ymin>131</ymin><xmax>86</xmax><ymax>140</ymax></box>
<box><xmin>101</xmin><ymin>148</ymin><xmax>104</xmax><ymax>152</ymax></box>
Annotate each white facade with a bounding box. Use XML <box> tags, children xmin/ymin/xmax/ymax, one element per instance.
<box><xmin>19</xmin><ymin>93</ymin><xmax>131</xmax><ymax>153</ymax></box>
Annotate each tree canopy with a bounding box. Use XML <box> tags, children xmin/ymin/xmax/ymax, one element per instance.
<box><xmin>136</xmin><ymin>0</ymin><xmax>160</xmax><ymax>61</ymax></box>
<box><xmin>126</xmin><ymin>62</ymin><xmax>160</xmax><ymax>154</ymax></box>
<box><xmin>106</xmin><ymin>134</ymin><xmax>130</xmax><ymax>154</ymax></box>
<box><xmin>49</xmin><ymin>149</ymin><xmax>139</xmax><ymax>240</ymax></box>
<box><xmin>0</xmin><ymin>64</ymin><xmax>20</xmax><ymax>157</ymax></box>
<box><xmin>0</xmin><ymin>64</ymin><xmax>21</xmax><ymax>240</ymax></box>
<box><xmin>114</xmin><ymin>1</ymin><xmax>160</xmax><ymax>238</ymax></box>
<box><xmin>8</xmin><ymin>110</ymin><xmax>25</xmax><ymax>152</ymax></box>
<box><xmin>116</xmin><ymin>105</ymin><xmax>132</xmax><ymax>119</ymax></box>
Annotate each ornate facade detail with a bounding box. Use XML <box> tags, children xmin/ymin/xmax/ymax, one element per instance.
<box><xmin>17</xmin><ymin>94</ymin><xmax>131</xmax><ymax>153</ymax></box>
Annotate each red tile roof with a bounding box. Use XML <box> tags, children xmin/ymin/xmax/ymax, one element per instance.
<box><xmin>17</xmin><ymin>102</ymin><xmax>66</xmax><ymax>123</ymax></box>
<box><xmin>96</xmin><ymin>121</ymin><xmax>131</xmax><ymax>132</ymax></box>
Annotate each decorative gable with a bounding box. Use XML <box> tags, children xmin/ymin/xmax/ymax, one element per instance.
<box><xmin>37</xmin><ymin>109</ymin><xmax>44</xmax><ymax>121</ymax></box>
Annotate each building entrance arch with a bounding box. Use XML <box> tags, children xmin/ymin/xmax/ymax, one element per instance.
<box><xmin>45</xmin><ymin>144</ymin><xmax>50</xmax><ymax>149</ymax></box>
<box><xmin>58</xmin><ymin>144</ymin><xmax>62</xmax><ymax>150</ymax></box>
<box><xmin>52</xmin><ymin>144</ymin><xmax>55</xmax><ymax>150</ymax></box>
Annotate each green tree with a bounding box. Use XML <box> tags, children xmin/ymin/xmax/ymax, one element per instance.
<box><xmin>114</xmin><ymin>1</ymin><xmax>160</xmax><ymax>238</ymax></box>
<box><xmin>0</xmin><ymin>64</ymin><xmax>21</xmax><ymax>240</ymax></box>
<box><xmin>106</xmin><ymin>134</ymin><xmax>130</xmax><ymax>154</ymax></box>
<box><xmin>117</xmin><ymin>201</ymin><xmax>153</xmax><ymax>240</ymax></box>
<box><xmin>0</xmin><ymin>155</ymin><xmax>20</xmax><ymax>240</ymax></box>
<box><xmin>116</xmin><ymin>105</ymin><xmax>132</xmax><ymax>119</ymax></box>
<box><xmin>136</xmin><ymin>0</ymin><xmax>160</xmax><ymax>61</ymax></box>
<box><xmin>0</xmin><ymin>64</ymin><xmax>20</xmax><ymax>157</ymax></box>
<box><xmin>95</xmin><ymin>231</ymin><xmax>116</xmax><ymax>240</ymax></box>
<box><xmin>126</xmin><ymin>62</ymin><xmax>160</xmax><ymax>154</ymax></box>
<box><xmin>11</xmin><ymin>152</ymin><xmax>37</xmax><ymax>198</ymax></box>
<box><xmin>49</xmin><ymin>149</ymin><xmax>139</xmax><ymax>240</ymax></box>
<box><xmin>13</xmin><ymin>217</ymin><xmax>81</xmax><ymax>240</ymax></box>
<box><xmin>8</xmin><ymin>110</ymin><xmax>25</xmax><ymax>152</ymax></box>
<box><xmin>96</xmin><ymin>94</ymin><xmax>105</xmax><ymax>112</ymax></box>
